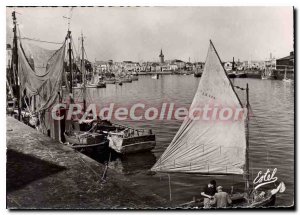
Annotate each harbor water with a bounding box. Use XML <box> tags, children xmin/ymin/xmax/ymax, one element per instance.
<box><xmin>73</xmin><ymin>75</ymin><xmax>294</xmax><ymax>207</ymax></box>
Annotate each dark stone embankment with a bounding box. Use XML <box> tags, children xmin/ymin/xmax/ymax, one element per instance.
<box><xmin>6</xmin><ymin>116</ymin><xmax>168</xmax><ymax>209</ymax></box>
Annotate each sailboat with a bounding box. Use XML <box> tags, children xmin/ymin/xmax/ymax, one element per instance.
<box><xmin>64</xmin><ymin>32</ymin><xmax>108</xmax><ymax>151</ymax></box>
<box><xmin>282</xmin><ymin>66</ymin><xmax>293</xmax><ymax>83</ymax></box>
<box><xmin>152</xmin><ymin>74</ymin><xmax>159</xmax><ymax>79</ymax></box>
<box><xmin>151</xmin><ymin>41</ymin><xmax>285</xmax><ymax>208</ymax></box>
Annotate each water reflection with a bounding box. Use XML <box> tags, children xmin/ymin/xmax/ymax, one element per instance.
<box><xmin>73</xmin><ymin>75</ymin><xmax>294</xmax><ymax>207</ymax></box>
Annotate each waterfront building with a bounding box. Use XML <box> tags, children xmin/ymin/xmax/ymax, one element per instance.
<box><xmin>169</xmin><ymin>64</ymin><xmax>178</xmax><ymax>71</ymax></box>
<box><xmin>276</xmin><ymin>51</ymin><xmax>294</xmax><ymax>72</ymax></box>
<box><xmin>185</xmin><ymin>62</ymin><xmax>193</xmax><ymax>71</ymax></box>
<box><xmin>95</xmin><ymin>60</ymin><xmax>109</xmax><ymax>72</ymax></box>
<box><xmin>264</xmin><ymin>53</ymin><xmax>276</xmax><ymax>70</ymax></box>
<box><xmin>170</xmin><ymin>59</ymin><xmax>185</xmax><ymax>70</ymax></box>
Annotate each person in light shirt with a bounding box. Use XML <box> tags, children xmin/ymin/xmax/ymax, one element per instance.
<box><xmin>211</xmin><ymin>186</ymin><xmax>232</xmax><ymax>208</ymax></box>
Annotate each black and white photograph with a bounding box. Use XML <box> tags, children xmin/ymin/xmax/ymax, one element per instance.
<box><xmin>5</xmin><ymin>5</ymin><xmax>295</xmax><ymax>210</ymax></box>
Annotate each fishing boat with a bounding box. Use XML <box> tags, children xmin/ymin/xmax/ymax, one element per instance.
<box><xmin>97</xmin><ymin>81</ymin><xmax>106</xmax><ymax>88</ymax></box>
<box><xmin>151</xmin><ymin>41</ymin><xmax>285</xmax><ymax>208</ymax></box>
<box><xmin>115</xmin><ymin>78</ymin><xmax>123</xmax><ymax>85</ymax></box>
<box><xmin>236</xmin><ymin>71</ymin><xmax>247</xmax><ymax>78</ymax></box>
<box><xmin>104</xmin><ymin>78</ymin><xmax>116</xmax><ymax>84</ymax></box>
<box><xmin>107</xmin><ymin>128</ymin><xmax>156</xmax><ymax>154</ymax></box>
<box><xmin>122</xmin><ymin>76</ymin><xmax>133</xmax><ymax>83</ymax></box>
<box><xmin>64</xmin><ymin>130</ymin><xmax>108</xmax><ymax>149</ymax></box>
<box><xmin>261</xmin><ymin>68</ymin><xmax>276</xmax><ymax>80</ymax></box>
<box><xmin>227</xmin><ymin>71</ymin><xmax>236</xmax><ymax>78</ymax></box>
<box><xmin>152</xmin><ymin>74</ymin><xmax>159</xmax><ymax>79</ymax></box>
<box><xmin>82</xmin><ymin>120</ymin><xmax>156</xmax><ymax>154</ymax></box>
<box><xmin>194</xmin><ymin>68</ymin><xmax>202</xmax><ymax>77</ymax></box>
<box><xmin>282</xmin><ymin>67</ymin><xmax>293</xmax><ymax>83</ymax></box>
<box><xmin>131</xmin><ymin>75</ymin><xmax>139</xmax><ymax>81</ymax></box>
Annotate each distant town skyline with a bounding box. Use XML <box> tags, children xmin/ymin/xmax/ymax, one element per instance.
<box><xmin>6</xmin><ymin>7</ymin><xmax>293</xmax><ymax>62</ymax></box>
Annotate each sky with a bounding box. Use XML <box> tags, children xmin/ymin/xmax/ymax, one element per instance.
<box><xmin>6</xmin><ymin>7</ymin><xmax>294</xmax><ymax>62</ymax></box>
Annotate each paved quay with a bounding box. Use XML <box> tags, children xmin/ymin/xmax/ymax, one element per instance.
<box><xmin>6</xmin><ymin>116</ymin><xmax>168</xmax><ymax>209</ymax></box>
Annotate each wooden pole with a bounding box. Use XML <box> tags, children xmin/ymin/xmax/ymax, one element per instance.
<box><xmin>168</xmin><ymin>174</ymin><xmax>172</xmax><ymax>202</ymax></box>
<box><xmin>68</xmin><ymin>30</ymin><xmax>73</xmax><ymax>96</ymax></box>
<box><xmin>245</xmin><ymin>83</ymin><xmax>250</xmax><ymax>193</ymax></box>
<box><xmin>12</xmin><ymin>11</ymin><xmax>21</xmax><ymax>121</ymax></box>
<box><xmin>81</xmin><ymin>33</ymin><xmax>86</xmax><ymax>112</ymax></box>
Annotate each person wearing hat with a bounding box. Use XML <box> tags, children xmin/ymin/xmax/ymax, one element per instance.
<box><xmin>201</xmin><ymin>180</ymin><xmax>217</xmax><ymax>208</ymax></box>
<box><xmin>211</xmin><ymin>186</ymin><xmax>232</xmax><ymax>208</ymax></box>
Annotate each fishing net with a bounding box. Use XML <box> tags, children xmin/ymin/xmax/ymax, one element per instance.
<box><xmin>17</xmin><ymin>38</ymin><xmax>66</xmax><ymax>112</ymax></box>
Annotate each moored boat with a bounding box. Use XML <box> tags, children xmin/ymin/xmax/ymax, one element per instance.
<box><xmin>227</xmin><ymin>71</ymin><xmax>236</xmax><ymax>78</ymax></box>
<box><xmin>82</xmin><ymin>120</ymin><xmax>156</xmax><ymax>154</ymax></box>
<box><xmin>194</xmin><ymin>68</ymin><xmax>202</xmax><ymax>77</ymax></box>
<box><xmin>151</xmin><ymin>40</ymin><xmax>285</xmax><ymax>208</ymax></box>
<box><xmin>97</xmin><ymin>81</ymin><xmax>106</xmax><ymax>88</ymax></box>
<box><xmin>152</xmin><ymin>74</ymin><xmax>159</xmax><ymax>79</ymax></box>
<box><xmin>64</xmin><ymin>130</ymin><xmax>108</xmax><ymax>152</ymax></box>
<box><xmin>261</xmin><ymin>68</ymin><xmax>276</xmax><ymax>80</ymax></box>
<box><xmin>282</xmin><ymin>67</ymin><xmax>293</xmax><ymax>83</ymax></box>
<box><xmin>122</xmin><ymin>76</ymin><xmax>133</xmax><ymax>83</ymax></box>
<box><xmin>104</xmin><ymin>79</ymin><xmax>116</xmax><ymax>84</ymax></box>
<box><xmin>131</xmin><ymin>75</ymin><xmax>139</xmax><ymax>81</ymax></box>
<box><xmin>236</xmin><ymin>71</ymin><xmax>247</xmax><ymax>78</ymax></box>
<box><xmin>107</xmin><ymin>129</ymin><xmax>156</xmax><ymax>154</ymax></box>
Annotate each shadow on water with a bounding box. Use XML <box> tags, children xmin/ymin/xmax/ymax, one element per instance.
<box><xmin>6</xmin><ymin>149</ymin><xmax>67</xmax><ymax>193</ymax></box>
<box><xmin>82</xmin><ymin>148</ymin><xmax>156</xmax><ymax>175</ymax></box>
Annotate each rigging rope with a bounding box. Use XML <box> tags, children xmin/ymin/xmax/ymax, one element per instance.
<box><xmin>17</xmin><ymin>37</ymin><xmax>64</xmax><ymax>45</ymax></box>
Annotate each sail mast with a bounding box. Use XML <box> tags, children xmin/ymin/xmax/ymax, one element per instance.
<box><xmin>245</xmin><ymin>83</ymin><xmax>250</xmax><ymax>192</ymax></box>
<box><xmin>68</xmin><ymin>30</ymin><xmax>73</xmax><ymax>97</ymax></box>
<box><xmin>81</xmin><ymin>32</ymin><xmax>86</xmax><ymax>112</ymax></box>
<box><xmin>12</xmin><ymin>11</ymin><xmax>21</xmax><ymax>121</ymax></box>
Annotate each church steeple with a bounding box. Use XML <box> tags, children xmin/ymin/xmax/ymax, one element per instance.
<box><xmin>159</xmin><ymin>49</ymin><xmax>164</xmax><ymax>63</ymax></box>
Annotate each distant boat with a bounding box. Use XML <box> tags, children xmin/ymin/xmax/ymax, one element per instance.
<box><xmin>236</xmin><ymin>71</ymin><xmax>247</xmax><ymax>78</ymax></box>
<box><xmin>261</xmin><ymin>68</ymin><xmax>276</xmax><ymax>80</ymax></box>
<box><xmin>152</xmin><ymin>74</ymin><xmax>159</xmax><ymax>79</ymax></box>
<box><xmin>104</xmin><ymin>78</ymin><xmax>116</xmax><ymax>84</ymax></box>
<box><xmin>131</xmin><ymin>74</ymin><xmax>139</xmax><ymax>81</ymax></box>
<box><xmin>227</xmin><ymin>71</ymin><xmax>236</xmax><ymax>78</ymax></box>
<box><xmin>194</xmin><ymin>68</ymin><xmax>202</xmax><ymax>77</ymax></box>
<box><xmin>282</xmin><ymin>67</ymin><xmax>293</xmax><ymax>83</ymax></box>
<box><xmin>97</xmin><ymin>81</ymin><xmax>106</xmax><ymax>88</ymax></box>
<box><xmin>122</xmin><ymin>76</ymin><xmax>133</xmax><ymax>83</ymax></box>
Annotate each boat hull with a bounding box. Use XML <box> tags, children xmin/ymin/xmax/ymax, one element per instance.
<box><xmin>131</xmin><ymin>76</ymin><xmax>139</xmax><ymax>81</ymax></box>
<box><xmin>104</xmin><ymin>80</ymin><xmax>116</xmax><ymax>84</ymax></box>
<box><xmin>97</xmin><ymin>83</ymin><xmax>106</xmax><ymax>88</ymax></box>
<box><xmin>236</xmin><ymin>73</ymin><xmax>247</xmax><ymax>78</ymax></box>
<box><xmin>194</xmin><ymin>73</ymin><xmax>202</xmax><ymax>77</ymax></box>
<box><xmin>108</xmin><ymin>134</ymin><xmax>156</xmax><ymax>154</ymax></box>
<box><xmin>227</xmin><ymin>73</ymin><xmax>236</xmax><ymax>78</ymax></box>
<box><xmin>122</xmin><ymin>78</ymin><xmax>132</xmax><ymax>83</ymax></box>
<box><xmin>64</xmin><ymin>131</ymin><xmax>108</xmax><ymax>152</ymax></box>
<box><xmin>182</xmin><ymin>192</ymin><xmax>276</xmax><ymax>208</ymax></box>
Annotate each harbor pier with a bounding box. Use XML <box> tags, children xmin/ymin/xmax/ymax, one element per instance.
<box><xmin>6</xmin><ymin>116</ymin><xmax>167</xmax><ymax>209</ymax></box>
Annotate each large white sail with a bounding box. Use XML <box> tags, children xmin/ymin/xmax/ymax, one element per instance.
<box><xmin>151</xmin><ymin>41</ymin><xmax>247</xmax><ymax>174</ymax></box>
